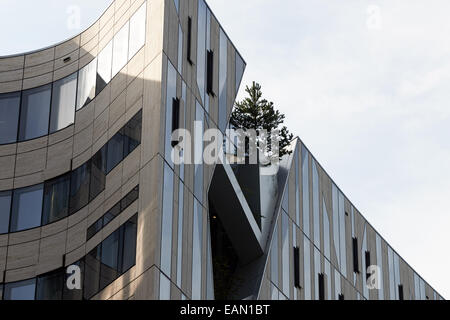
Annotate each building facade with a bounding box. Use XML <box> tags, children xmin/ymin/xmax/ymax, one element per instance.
<box><xmin>0</xmin><ymin>0</ymin><xmax>443</xmax><ymax>300</ymax></box>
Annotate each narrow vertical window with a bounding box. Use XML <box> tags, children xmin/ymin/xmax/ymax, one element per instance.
<box><xmin>398</xmin><ymin>285</ymin><xmax>404</xmax><ymax>300</ymax></box>
<box><xmin>187</xmin><ymin>17</ymin><xmax>193</xmax><ymax>64</ymax></box>
<box><xmin>293</xmin><ymin>247</ymin><xmax>300</xmax><ymax>289</ymax></box>
<box><xmin>0</xmin><ymin>91</ymin><xmax>21</xmax><ymax>144</ymax></box>
<box><xmin>365</xmin><ymin>250</ymin><xmax>371</xmax><ymax>280</ymax></box>
<box><xmin>171</xmin><ymin>98</ymin><xmax>180</xmax><ymax>147</ymax></box>
<box><xmin>318</xmin><ymin>273</ymin><xmax>325</xmax><ymax>300</ymax></box>
<box><xmin>338</xmin><ymin>294</ymin><xmax>345</xmax><ymax>300</ymax></box>
<box><xmin>352</xmin><ymin>237</ymin><xmax>359</xmax><ymax>273</ymax></box>
<box><xmin>206</xmin><ymin>50</ymin><xmax>214</xmax><ymax>95</ymax></box>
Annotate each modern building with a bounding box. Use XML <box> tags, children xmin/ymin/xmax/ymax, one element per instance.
<box><xmin>0</xmin><ymin>0</ymin><xmax>444</xmax><ymax>300</ymax></box>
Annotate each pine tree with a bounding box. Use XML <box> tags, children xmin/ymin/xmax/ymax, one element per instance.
<box><xmin>230</xmin><ymin>81</ymin><xmax>293</xmax><ymax>160</ymax></box>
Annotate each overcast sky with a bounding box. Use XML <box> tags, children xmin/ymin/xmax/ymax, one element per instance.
<box><xmin>1</xmin><ymin>0</ymin><xmax>448</xmax><ymax>299</ymax></box>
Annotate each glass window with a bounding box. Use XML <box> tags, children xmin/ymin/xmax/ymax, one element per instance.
<box><xmin>235</xmin><ymin>52</ymin><xmax>245</xmax><ymax>94</ymax></box>
<box><xmin>50</xmin><ymin>72</ymin><xmax>77</xmax><ymax>133</ymax></box>
<box><xmin>36</xmin><ymin>270</ymin><xmax>64</xmax><ymax>300</ymax></box>
<box><xmin>312</xmin><ymin>160</ymin><xmax>320</xmax><ymax>248</ymax></box>
<box><xmin>294</xmin><ymin>149</ymin><xmax>300</xmax><ymax>226</ymax></box>
<box><xmin>0</xmin><ymin>284</ymin><xmax>2</xmax><ymax>300</ymax></box>
<box><xmin>176</xmin><ymin>182</ymin><xmax>184</xmax><ymax>287</ymax></box>
<box><xmin>302</xmin><ymin>145</ymin><xmax>310</xmax><ymax>237</ymax></box>
<box><xmin>192</xmin><ymin>198</ymin><xmax>203</xmax><ymax>299</ymax></box>
<box><xmin>11</xmin><ymin>184</ymin><xmax>43</xmax><ymax>232</ymax></box>
<box><xmin>218</xmin><ymin>29</ymin><xmax>228</xmax><ymax>132</ymax></box>
<box><xmin>103</xmin><ymin>203</ymin><xmax>121</xmax><ymax>226</ymax></box>
<box><xmin>87</xmin><ymin>218</ymin><xmax>103</xmax><ymax>241</ymax></box>
<box><xmin>69</xmin><ymin>161</ymin><xmax>91</xmax><ymax>214</ymax></box>
<box><xmin>83</xmin><ymin>246</ymin><xmax>101</xmax><ymax>299</ymax></box>
<box><xmin>338</xmin><ymin>191</ymin><xmax>347</xmax><ymax>276</ymax></box>
<box><xmin>122</xmin><ymin>214</ymin><xmax>137</xmax><ymax>272</ymax></box>
<box><xmin>165</xmin><ymin>61</ymin><xmax>177</xmax><ymax>167</ymax></box>
<box><xmin>0</xmin><ymin>191</ymin><xmax>12</xmax><ymax>234</ymax></box>
<box><xmin>76</xmin><ymin>58</ymin><xmax>97</xmax><ymax>110</ymax></box>
<box><xmin>96</xmin><ymin>40</ymin><xmax>113</xmax><ymax>95</ymax></box>
<box><xmin>194</xmin><ymin>101</ymin><xmax>204</xmax><ymax>203</ymax></box>
<box><xmin>112</xmin><ymin>22</ymin><xmax>130</xmax><ymax>77</ymax></box>
<box><xmin>270</xmin><ymin>222</ymin><xmax>279</xmax><ymax>286</ymax></box>
<box><xmin>120</xmin><ymin>186</ymin><xmax>139</xmax><ymax>210</ymax></box>
<box><xmin>129</xmin><ymin>3</ymin><xmax>146</xmax><ymax>59</ymax></box>
<box><xmin>0</xmin><ymin>92</ymin><xmax>20</xmax><ymax>144</ymax></box>
<box><xmin>90</xmin><ymin>145</ymin><xmax>107</xmax><ymax>201</ymax></box>
<box><xmin>281</xmin><ymin>213</ymin><xmax>290</xmax><ymax>298</ymax></box>
<box><xmin>42</xmin><ymin>174</ymin><xmax>70</xmax><ymax>225</ymax></box>
<box><xmin>161</xmin><ymin>163</ymin><xmax>174</xmax><ymax>275</ymax></box>
<box><xmin>19</xmin><ymin>84</ymin><xmax>51</xmax><ymax>141</ymax></box>
<box><xmin>4</xmin><ymin>279</ymin><xmax>36</xmax><ymax>300</ymax></box>
<box><xmin>159</xmin><ymin>273</ymin><xmax>171</xmax><ymax>300</ymax></box>
<box><xmin>100</xmin><ymin>230</ymin><xmax>120</xmax><ymax>290</ymax></box>
<box><xmin>376</xmin><ymin>234</ymin><xmax>384</xmax><ymax>300</ymax></box>
<box><xmin>63</xmin><ymin>259</ymin><xmax>84</xmax><ymax>300</ymax></box>
<box><xmin>323</xmin><ymin>199</ymin><xmax>330</xmax><ymax>261</ymax></box>
<box><xmin>197</xmin><ymin>0</ymin><xmax>207</xmax><ymax>103</ymax></box>
<box><xmin>178</xmin><ymin>24</ymin><xmax>183</xmax><ymax>74</ymax></box>
<box><xmin>303</xmin><ymin>235</ymin><xmax>311</xmax><ymax>300</ymax></box>
<box><xmin>106</xmin><ymin>131</ymin><xmax>124</xmax><ymax>173</ymax></box>
<box><xmin>123</xmin><ymin>110</ymin><xmax>142</xmax><ymax>158</ymax></box>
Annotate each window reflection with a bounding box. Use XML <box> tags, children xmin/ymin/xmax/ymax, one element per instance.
<box><xmin>36</xmin><ymin>270</ymin><xmax>64</xmax><ymax>300</ymax></box>
<box><xmin>69</xmin><ymin>161</ymin><xmax>91</xmax><ymax>214</ymax></box>
<box><xmin>76</xmin><ymin>58</ymin><xmax>97</xmax><ymax>110</ymax></box>
<box><xmin>11</xmin><ymin>184</ymin><xmax>43</xmax><ymax>232</ymax></box>
<box><xmin>19</xmin><ymin>84</ymin><xmax>51</xmax><ymax>141</ymax></box>
<box><xmin>112</xmin><ymin>22</ymin><xmax>130</xmax><ymax>77</ymax></box>
<box><xmin>161</xmin><ymin>163</ymin><xmax>174</xmax><ymax>275</ymax></box>
<box><xmin>3</xmin><ymin>279</ymin><xmax>36</xmax><ymax>300</ymax></box>
<box><xmin>90</xmin><ymin>145</ymin><xmax>107</xmax><ymax>201</ymax></box>
<box><xmin>0</xmin><ymin>191</ymin><xmax>12</xmax><ymax>234</ymax></box>
<box><xmin>129</xmin><ymin>3</ymin><xmax>146</xmax><ymax>59</ymax></box>
<box><xmin>0</xmin><ymin>92</ymin><xmax>20</xmax><ymax>144</ymax></box>
<box><xmin>96</xmin><ymin>41</ymin><xmax>113</xmax><ymax>95</ymax></box>
<box><xmin>218</xmin><ymin>29</ymin><xmax>228</xmax><ymax>132</ymax></box>
<box><xmin>302</xmin><ymin>145</ymin><xmax>310</xmax><ymax>237</ymax></box>
<box><xmin>192</xmin><ymin>198</ymin><xmax>203</xmax><ymax>299</ymax></box>
<box><xmin>50</xmin><ymin>72</ymin><xmax>77</xmax><ymax>133</ymax></box>
<box><xmin>42</xmin><ymin>174</ymin><xmax>70</xmax><ymax>225</ymax></box>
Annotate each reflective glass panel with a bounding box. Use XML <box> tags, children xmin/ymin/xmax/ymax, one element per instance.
<box><xmin>303</xmin><ymin>235</ymin><xmax>311</xmax><ymax>299</ymax></box>
<box><xmin>192</xmin><ymin>198</ymin><xmax>203</xmax><ymax>299</ymax></box>
<box><xmin>36</xmin><ymin>270</ymin><xmax>64</xmax><ymax>300</ymax></box>
<box><xmin>161</xmin><ymin>163</ymin><xmax>174</xmax><ymax>275</ymax></box>
<box><xmin>270</xmin><ymin>223</ymin><xmax>279</xmax><ymax>286</ymax></box>
<box><xmin>129</xmin><ymin>3</ymin><xmax>146</xmax><ymax>59</ymax></box>
<box><xmin>123</xmin><ymin>110</ymin><xmax>142</xmax><ymax>157</ymax></box>
<box><xmin>218</xmin><ymin>29</ymin><xmax>228</xmax><ymax>132</ymax></box>
<box><xmin>100</xmin><ymin>230</ymin><xmax>120</xmax><ymax>289</ymax></box>
<box><xmin>281</xmin><ymin>213</ymin><xmax>290</xmax><ymax>298</ymax></box>
<box><xmin>106</xmin><ymin>130</ymin><xmax>124</xmax><ymax>173</ymax></box>
<box><xmin>69</xmin><ymin>161</ymin><xmax>91</xmax><ymax>214</ymax></box>
<box><xmin>83</xmin><ymin>246</ymin><xmax>101</xmax><ymax>299</ymax></box>
<box><xmin>122</xmin><ymin>214</ymin><xmax>137</xmax><ymax>272</ymax></box>
<box><xmin>96</xmin><ymin>40</ymin><xmax>113</xmax><ymax>95</ymax></box>
<box><xmin>11</xmin><ymin>184</ymin><xmax>43</xmax><ymax>232</ymax></box>
<box><xmin>42</xmin><ymin>174</ymin><xmax>70</xmax><ymax>225</ymax></box>
<box><xmin>312</xmin><ymin>160</ymin><xmax>320</xmax><ymax>248</ymax></box>
<box><xmin>4</xmin><ymin>279</ymin><xmax>36</xmax><ymax>300</ymax></box>
<box><xmin>165</xmin><ymin>61</ymin><xmax>177</xmax><ymax>167</ymax></box>
<box><xmin>50</xmin><ymin>72</ymin><xmax>77</xmax><ymax>133</ymax></box>
<box><xmin>76</xmin><ymin>58</ymin><xmax>97</xmax><ymax>110</ymax></box>
<box><xmin>194</xmin><ymin>101</ymin><xmax>204</xmax><ymax>203</ymax></box>
<box><xmin>197</xmin><ymin>0</ymin><xmax>207</xmax><ymax>103</ymax></box>
<box><xmin>0</xmin><ymin>191</ymin><xmax>11</xmax><ymax>234</ymax></box>
<box><xmin>112</xmin><ymin>22</ymin><xmax>129</xmax><ymax>77</ymax></box>
<box><xmin>90</xmin><ymin>145</ymin><xmax>107</xmax><ymax>201</ymax></box>
<box><xmin>235</xmin><ymin>52</ymin><xmax>245</xmax><ymax>94</ymax></box>
<box><xmin>159</xmin><ymin>273</ymin><xmax>171</xmax><ymax>300</ymax></box>
<box><xmin>19</xmin><ymin>84</ymin><xmax>51</xmax><ymax>141</ymax></box>
<box><xmin>302</xmin><ymin>145</ymin><xmax>310</xmax><ymax>237</ymax></box>
<box><xmin>0</xmin><ymin>92</ymin><xmax>20</xmax><ymax>144</ymax></box>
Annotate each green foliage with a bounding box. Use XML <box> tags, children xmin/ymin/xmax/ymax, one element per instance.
<box><xmin>230</xmin><ymin>81</ymin><xmax>293</xmax><ymax>159</ymax></box>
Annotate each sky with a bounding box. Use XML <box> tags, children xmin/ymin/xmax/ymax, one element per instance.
<box><xmin>1</xmin><ymin>0</ymin><xmax>449</xmax><ymax>299</ymax></box>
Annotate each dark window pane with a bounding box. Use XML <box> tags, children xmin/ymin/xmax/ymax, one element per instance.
<box><xmin>120</xmin><ymin>186</ymin><xmax>139</xmax><ymax>211</ymax></box>
<box><xmin>100</xmin><ymin>230</ymin><xmax>120</xmax><ymax>289</ymax></box>
<box><xmin>19</xmin><ymin>84</ymin><xmax>51</xmax><ymax>141</ymax></box>
<box><xmin>123</xmin><ymin>110</ymin><xmax>142</xmax><ymax>158</ymax></box>
<box><xmin>63</xmin><ymin>259</ymin><xmax>84</xmax><ymax>300</ymax></box>
<box><xmin>90</xmin><ymin>145</ymin><xmax>107</xmax><ymax>201</ymax></box>
<box><xmin>0</xmin><ymin>191</ymin><xmax>12</xmax><ymax>234</ymax></box>
<box><xmin>76</xmin><ymin>58</ymin><xmax>97</xmax><ymax>110</ymax></box>
<box><xmin>0</xmin><ymin>284</ymin><xmax>3</xmax><ymax>300</ymax></box>
<box><xmin>122</xmin><ymin>214</ymin><xmax>137</xmax><ymax>272</ymax></box>
<box><xmin>42</xmin><ymin>174</ymin><xmax>70</xmax><ymax>225</ymax></box>
<box><xmin>107</xmin><ymin>131</ymin><xmax>124</xmax><ymax>173</ymax></box>
<box><xmin>96</xmin><ymin>41</ymin><xmax>113</xmax><ymax>95</ymax></box>
<box><xmin>36</xmin><ymin>270</ymin><xmax>64</xmax><ymax>300</ymax></box>
<box><xmin>103</xmin><ymin>203</ymin><xmax>121</xmax><ymax>226</ymax></box>
<box><xmin>50</xmin><ymin>72</ymin><xmax>77</xmax><ymax>133</ymax></box>
<box><xmin>11</xmin><ymin>184</ymin><xmax>43</xmax><ymax>232</ymax></box>
<box><xmin>69</xmin><ymin>161</ymin><xmax>91</xmax><ymax>214</ymax></box>
<box><xmin>4</xmin><ymin>278</ymin><xmax>36</xmax><ymax>300</ymax></box>
<box><xmin>83</xmin><ymin>247</ymin><xmax>101</xmax><ymax>299</ymax></box>
<box><xmin>87</xmin><ymin>218</ymin><xmax>103</xmax><ymax>240</ymax></box>
<box><xmin>0</xmin><ymin>91</ymin><xmax>20</xmax><ymax>144</ymax></box>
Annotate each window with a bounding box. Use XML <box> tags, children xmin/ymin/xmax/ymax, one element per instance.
<box><xmin>312</xmin><ymin>160</ymin><xmax>320</xmax><ymax>248</ymax></box>
<box><xmin>161</xmin><ymin>163</ymin><xmax>174</xmax><ymax>275</ymax></box>
<box><xmin>171</xmin><ymin>98</ymin><xmax>180</xmax><ymax>148</ymax></box>
<box><xmin>206</xmin><ymin>50</ymin><xmax>214</xmax><ymax>95</ymax></box>
<box><xmin>187</xmin><ymin>17</ymin><xmax>193</xmax><ymax>64</ymax></box>
<box><xmin>63</xmin><ymin>260</ymin><xmax>84</xmax><ymax>300</ymax></box>
<box><xmin>100</xmin><ymin>231</ymin><xmax>120</xmax><ymax>289</ymax></box>
<box><xmin>83</xmin><ymin>246</ymin><xmax>101</xmax><ymax>299</ymax></box>
<box><xmin>36</xmin><ymin>270</ymin><xmax>64</xmax><ymax>300</ymax></box>
<box><xmin>197</xmin><ymin>0</ymin><xmax>207</xmax><ymax>102</ymax></box>
<box><xmin>19</xmin><ymin>84</ymin><xmax>51</xmax><ymax>141</ymax></box>
<box><xmin>352</xmin><ymin>237</ymin><xmax>359</xmax><ymax>273</ymax></box>
<box><xmin>293</xmin><ymin>247</ymin><xmax>300</xmax><ymax>289</ymax></box>
<box><xmin>112</xmin><ymin>22</ymin><xmax>130</xmax><ymax>77</ymax></box>
<box><xmin>87</xmin><ymin>218</ymin><xmax>103</xmax><ymax>241</ymax></box>
<box><xmin>123</xmin><ymin>110</ymin><xmax>142</xmax><ymax>157</ymax></box>
<box><xmin>194</xmin><ymin>101</ymin><xmax>204</xmax><ymax>203</ymax></box>
<box><xmin>76</xmin><ymin>58</ymin><xmax>97</xmax><ymax>110</ymax></box>
<box><xmin>318</xmin><ymin>273</ymin><xmax>325</xmax><ymax>300</ymax></box>
<box><xmin>398</xmin><ymin>285</ymin><xmax>404</xmax><ymax>301</ymax></box>
<box><xmin>96</xmin><ymin>40</ymin><xmax>113</xmax><ymax>95</ymax></box>
<box><xmin>122</xmin><ymin>214</ymin><xmax>137</xmax><ymax>272</ymax></box>
<box><xmin>270</xmin><ymin>223</ymin><xmax>279</xmax><ymax>286</ymax></box>
<box><xmin>338</xmin><ymin>294</ymin><xmax>345</xmax><ymax>300</ymax></box>
<box><xmin>0</xmin><ymin>191</ymin><xmax>12</xmax><ymax>234</ymax></box>
<box><xmin>121</xmin><ymin>186</ymin><xmax>139</xmax><ymax>210</ymax></box>
<box><xmin>90</xmin><ymin>145</ymin><xmax>107</xmax><ymax>201</ymax></box>
<box><xmin>69</xmin><ymin>161</ymin><xmax>91</xmax><ymax>214</ymax></box>
<box><xmin>106</xmin><ymin>131</ymin><xmax>124</xmax><ymax>173</ymax></box>
<box><xmin>128</xmin><ymin>3</ymin><xmax>146</xmax><ymax>59</ymax></box>
<box><xmin>302</xmin><ymin>145</ymin><xmax>310</xmax><ymax>237</ymax></box>
<box><xmin>218</xmin><ymin>29</ymin><xmax>228</xmax><ymax>132</ymax></box>
<box><xmin>10</xmin><ymin>184</ymin><xmax>43</xmax><ymax>232</ymax></box>
<box><xmin>235</xmin><ymin>52</ymin><xmax>245</xmax><ymax>94</ymax></box>
<box><xmin>365</xmin><ymin>250</ymin><xmax>371</xmax><ymax>280</ymax></box>
<box><xmin>42</xmin><ymin>174</ymin><xmax>70</xmax><ymax>225</ymax></box>
<box><xmin>50</xmin><ymin>72</ymin><xmax>77</xmax><ymax>133</ymax></box>
<box><xmin>281</xmin><ymin>213</ymin><xmax>290</xmax><ymax>298</ymax></box>
<box><xmin>4</xmin><ymin>279</ymin><xmax>36</xmax><ymax>300</ymax></box>
<box><xmin>0</xmin><ymin>91</ymin><xmax>20</xmax><ymax>144</ymax></box>
<box><xmin>192</xmin><ymin>199</ymin><xmax>203</xmax><ymax>299</ymax></box>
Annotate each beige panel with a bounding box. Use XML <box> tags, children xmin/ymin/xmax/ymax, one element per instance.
<box><xmin>24</xmin><ymin>47</ymin><xmax>55</xmax><ymax>68</ymax></box>
<box><xmin>0</xmin><ymin>55</ymin><xmax>25</xmax><ymax>72</ymax></box>
<box><xmin>45</xmin><ymin>136</ymin><xmax>73</xmax><ymax>178</ymax></box>
<box><xmin>8</xmin><ymin>228</ymin><xmax>41</xmax><ymax>246</ymax></box>
<box><xmin>0</xmin><ymin>68</ymin><xmax>23</xmax><ymax>82</ymax></box>
<box><xmin>24</xmin><ymin>61</ymin><xmax>54</xmax><ymax>79</ymax></box>
<box><xmin>15</xmin><ymin>147</ymin><xmax>47</xmax><ymax>176</ymax></box>
<box><xmin>0</xmin><ymin>155</ymin><xmax>15</xmax><ymax>179</ymax></box>
<box><xmin>73</xmin><ymin>124</ymin><xmax>93</xmax><ymax>157</ymax></box>
<box><xmin>7</xmin><ymin>240</ymin><xmax>40</xmax><ymax>270</ymax></box>
<box><xmin>37</xmin><ymin>231</ymin><xmax>66</xmax><ymax>274</ymax></box>
<box><xmin>55</xmin><ymin>36</ymin><xmax>80</xmax><ymax>59</ymax></box>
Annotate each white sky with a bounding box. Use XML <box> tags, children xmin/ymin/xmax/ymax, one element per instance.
<box><xmin>1</xmin><ymin>0</ymin><xmax>448</xmax><ymax>299</ymax></box>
